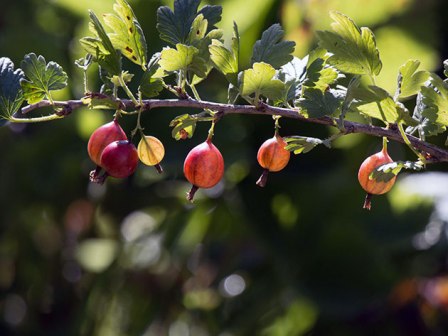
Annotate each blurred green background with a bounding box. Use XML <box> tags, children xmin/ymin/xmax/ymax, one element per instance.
<box><xmin>2</xmin><ymin>0</ymin><xmax>448</xmax><ymax>335</ymax></box>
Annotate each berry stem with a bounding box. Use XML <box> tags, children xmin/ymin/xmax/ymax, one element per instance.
<box><xmin>256</xmin><ymin>169</ymin><xmax>269</xmax><ymax>187</ymax></box>
<box><xmin>363</xmin><ymin>193</ymin><xmax>373</xmax><ymax>210</ymax></box>
<box><xmin>187</xmin><ymin>185</ymin><xmax>199</xmax><ymax>202</ymax></box>
<box><xmin>154</xmin><ymin>163</ymin><xmax>163</xmax><ymax>174</ymax></box>
<box><xmin>89</xmin><ymin>166</ymin><xmax>108</xmax><ymax>184</ymax></box>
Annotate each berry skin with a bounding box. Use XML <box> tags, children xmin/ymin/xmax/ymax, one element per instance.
<box><xmin>183</xmin><ymin>139</ymin><xmax>224</xmax><ymax>201</ymax></box>
<box><xmin>256</xmin><ymin>135</ymin><xmax>290</xmax><ymax>187</ymax></box>
<box><xmin>88</xmin><ymin>119</ymin><xmax>127</xmax><ymax>166</ymax></box>
<box><xmin>100</xmin><ymin>140</ymin><xmax>139</xmax><ymax>179</ymax></box>
<box><xmin>358</xmin><ymin>145</ymin><xmax>396</xmax><ymax>210</ymax></box>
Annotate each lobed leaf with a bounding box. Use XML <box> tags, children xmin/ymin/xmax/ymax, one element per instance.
<box><xmin>303</xmin><ymin>57</ymin><xmax>340</xmax><ymax>91</ymax></box>
<box><xmin>103</xmin><ymin>0</ymin><xmax>147</xmax><ymax>69</ymax></box>
<box><xmin>316</xmin><ymin>11</ymin><xmax>381</xmax><ymax>76</ymax></box>
<box><xmin>251</xmin><ymin>24</ymin><xmax>295</xmax><ymax>69</ymax></box>
<box><xmin>20</xmin><ymin>53</ymin><xmax>67</xmax><ymax>104</ymax></box>
<box><xmin>157</xmin><ymin>0</ymin><xmax>222</xmax><ymax>46</ymax></box>
<box><xmin>0</xmin><ymin>57</ymin><xmax>24</xmax><ymax>121</ymax></box>
<box><xmin>421</xmin><ymin>74</ymin><xmax>448</xmax><ymax>127</ymax></box>
<box><xmin>187</xmin><ymin>17</ymin><xmax>224</xmax><ymax>85</ymax></box>
<box><xmin>277</xmin><ymin>56</ymin><xmax>307</xmax><ymax>103</ymax></box>
<box><xmin>80</xmin><ymin>11</ymin><xmax>121</xmax><ymax>76</ymax></box>
<box><xmin>397</xmin><ymin>59</ymin><xmax>429</xmax><ymax>100</ymax></box>
<box><xmin>159</xmin><ymin>44</ymin><xmax>207</xmax><ymax>78</ymax></box>
<box><xmin>239</xmin><ymin>62</ymin><xmax>285</xmax><ymax>101</ymax></box>
<box><xmin>297</xmin><ymin>87</ymin><xmax>344</xmax><ymax>118</ymax></box>
<box><xmin>370</xmin><ymin>160</ymin><xmax>424</xmax><ymax>183</ymax></box>
<box><xmin>209</xmin><ymin>22</ymin><xmax>239</xmax><ymax>86</ymax></box>
<box><xmin>139</xmin><ymin>54</ymin><xmax>164</xmax><ymax>98</ymax></box>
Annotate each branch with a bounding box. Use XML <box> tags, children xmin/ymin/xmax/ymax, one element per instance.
<box><xmin>19</xmin><ymin>97</ymin><xmax>448</xmax><ymax>163</ymax></box>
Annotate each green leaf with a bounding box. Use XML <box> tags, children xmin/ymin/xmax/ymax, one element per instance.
<box><xmin>351</xmin><ymin>86</ymin><xmax>417</xmax><ymax>125</ymax></box>
<box><xmin>303</xmin><ymin>57</ymin><xmax>340</xmax><ymax>91</ymax></box>
<box><xmin>209</xmin><ymin>22</ymin><xmax>239</xmax><ymax>86</ymax></box>
<box><xmin>159</xmin><ymin>44</ymin><xmax>207</xmax><ymax>78</ymax></box>
<box><xmin>169</xmin><ymin>114</ymin><xmax>197</xmax><ymax>140</ymax></box>
<box><xmin>20</xmin><ymin>53</ymin><xmax>67</xmax><ymax>104</ymax></box>
<box><xmin>139</xmin><ymin>54</ymin><xmax>164</xmax><ymax>98</ymax></box>
<box><xmin>421</xmin><ymin>74</ymin><xmax>448</xmax><ymax>127</ymax></box>
<box><xmin>297</xmin><ymin>87</ymin><xmax>344</xmax><ymax>118</ymax></box>
<box><xmin>277</xmin><ymin>57</ymin><xmax>307</xmax><ymax>102</ymax></box>
<box><xmin>79</xmin><ymin>11</ymin><xmax>121</xmax><ymax>75</ymax></box>
<box><xmin>316</xmin><ymin>11</ymin><xmax>382</xmax><ymax>76</ymax></box>
<box><xmin>397</xmin><ymin>59</ymin><xmax>429</xmax><ymax>100</ymax></box>
<box><xmin>188</xmin><ymin>19</ymin><xmax>224</xmax><ymax>85</ymax></box>
<box><xmin>284</xmin><ymin>136</ymin><xmax>327</xmax><ymax>154</ymax></box>
<box><xmin>157</xmin><ymin>0</ymin><xmax>222</xmax><ymax>46</ymax></box>
<box><xmin>251</xmin><ymin>24</ymin><xmax>295</xmax><ymax>69</ymax></box>
<box><xmin>370</xmin><ymin>160</ymin><xmax>424</xmax><ymax>183</ymax></box>
<box><xmin>239</xmin><ymin>62</ymin><xmax>285</xmax><ymax>101</ymax></box>
<box><xmin>103</xmin><ymin>0</ymin><xmax>147</xmax><ymax>69</ymax></box>
<box><xmin>0</xmin><ymin>57</ymin><xmax>24</xmax><ymax>120</ymax></box>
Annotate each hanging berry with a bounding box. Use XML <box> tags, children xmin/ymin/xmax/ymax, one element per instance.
<box><xmin>183</xmin><ymin>139</ymin><xmax>224</xmax><ymax>201</ymax></box>
<box><xmin>358</xmin><ymin>138</ymin><xmax>396</xmax><ymax>210</ymax></box>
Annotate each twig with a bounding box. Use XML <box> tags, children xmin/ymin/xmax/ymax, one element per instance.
<box><xmin>19</xmin><ymin>97</ymin><xmax>448</xmax><ymax>163</ymax></box>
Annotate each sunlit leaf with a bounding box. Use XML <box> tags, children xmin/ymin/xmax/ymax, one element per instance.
<box><xmin>209</xmin><ymin>22</ymin><xmax>239</xmax><ymax>85</ymax></box>
<box><xmin>188</xmin><ymin>19</ymin><xmax>224</xmax><ymax>85</ymax></box>
<box><xmin>370</xmin><ymin>160</ymin><xmax>424</xmax><ymax>183</ymax></box>
<box><xmin>421</xmin><ymin>74</ymin><xmax>448</xmax><ymax>127</ymax></box>
<box><xmin>0</xmin><ymin>57</ymin><xmax>24</xmax><ymax>121</ymax></box>
<box><xmin>170</xmin><ymin>114</ymin><xmax>197</xmax><ymax>140</ymax></box>
<box><xmin>157</xmin><ymin>0</ymin><xmax>222</xmax><ymax>46</ymax></box>
<box><xmin>351</xmin><ymin>85</ymin><xmax>417</xmax><ymax>125</ymax></box>
<box><xmin>277</xmin><ymin>56</ymin><xmax>307</xmax><ymax>102</ymax></box>
<box><xmin>239</xmin><ymin>62</ymin><xmax>285</xmax><ymax>101</ymax></box>
<box><xmin>103</xmin><ymin>0</ymin><xmax>147</xmax><ymax>69</ymax></box>
<box><xmin>284</xmin><ymin>136</ymin><xmax>327</xmax><ymax>154</ymax></box>
<box><xmin>303</xmin><ymin>57</ymin><xmax>340</xmax><ymax>91</ymax></box>
<box><xmin>20</xmin><ymin>53</ymin><xmax>67</xmax><ymax>104</ymax></box>
<box><xmin>316</xmin><ymin>11</ymin><xmax>382</xmax><ymax>76</ymax></box>
<box><xmin>251</xmin><ymin>24</ymin><xmax>295</xmax><ymax>69</ymax></box>
<box><xmin>397</xmin><ymin>59</ymin><xmax>429</xmax><ymax>99</ymax></box>
<box><xmin>159</xmin><ymin>44</ymin><xmax>207</xmax><ymax>78</ymax></box>
<box><xmin>79</xmin><ymin>11</ymin><xmax>121</xmax><ymax>76</ymax></box>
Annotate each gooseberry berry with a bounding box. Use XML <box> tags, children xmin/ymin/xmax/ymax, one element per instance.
<box><xmin>100</xmin><ymin>140</ymin><xmax>139</xmax><ymax>179</ymax></box>
<box><xmin>358</xmin><ymin>142</ymin><xmax>396</xmax><ymax>210</ymax></box>
<box><xmin>87</xmin><ymin>119</ymin><xmax>127</xmax><ymax>166</ymax></box>
<box><xmin>183</xmin><ymin>139</ymin><xmax>224</xmax><ymax>201</ymax></box>
<box><xmin>137</xmin><ymin>135</ymin><xmax>165</xmax><ymax>173</ymax></box>
<box><xmin>256</xmin><ymin>134</ymin><xmax>290</xmax><ymax>187</ymax></box>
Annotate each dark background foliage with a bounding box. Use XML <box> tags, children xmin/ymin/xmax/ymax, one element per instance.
<box><xmin>1</xmin><ymin>0</ymin><xmax>448</xmax><ymax>335</ymax></box>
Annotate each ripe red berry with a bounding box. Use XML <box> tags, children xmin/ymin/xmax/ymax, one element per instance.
<box><xmin>256</xmin><ymin>135</ymin><xmax>290</xmax><ymax>187</ymax></box>
<box><xmin>358</xmin><ymin>144</ymin><xmax>396</xmax><ymax>210</ymax></box>
<box><xmin>100</xmin><ymin>140</ymin><xmax>139</xmax><ymax>179</ymax></box>
<box><xmin>88</xmin><ymin>119</ymin><xmax>127</xmax><ymax>166</ymax></box>
<box><xmin>183</xmin><ymin>139</ymin><xmax>224</xmax><ymax>201</ymax></box>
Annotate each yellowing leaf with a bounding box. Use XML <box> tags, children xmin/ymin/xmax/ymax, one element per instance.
<box><xmin>103</xmin><ymin>0</ymin><xmax>147</xmax><ymax>69</ymax></box>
